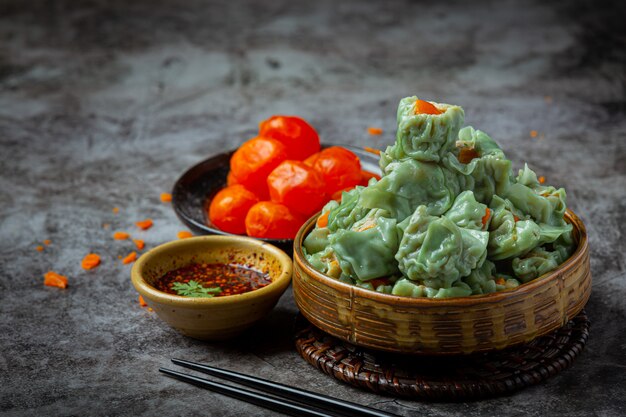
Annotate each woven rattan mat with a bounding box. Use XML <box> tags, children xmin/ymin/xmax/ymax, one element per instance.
<box><xmin>294</xmin><ymin>310</ymin><xmax>589</xmax><ymax>401</ymax></box>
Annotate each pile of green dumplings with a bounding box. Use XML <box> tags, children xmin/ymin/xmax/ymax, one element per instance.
<box><xmin>303</xmin><ymin>96</ymin><xmax>575</xmax><ymax>298</ymax></box>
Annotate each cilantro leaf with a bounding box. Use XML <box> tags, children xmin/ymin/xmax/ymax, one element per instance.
<box><xmin>171</xmin><ymin>280</ymin><xmax>222</xmax><ymax>298</ymax></box>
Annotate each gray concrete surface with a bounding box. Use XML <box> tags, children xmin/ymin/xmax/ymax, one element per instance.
<box><xmin>1</xmin><ymin>0</ymin><xmax>625</xmax><ymax>416</ymax></box>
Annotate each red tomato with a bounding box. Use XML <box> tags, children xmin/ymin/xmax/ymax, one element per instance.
<box><xmin>359</xmin><ymin>170</ymin><xmax>381</xmax><ymax>186</ymax></box>
<box><xmin>258</xmin><ymin>116</ymin><xmax>320</xmax><ymax>160</ymax></box>
<box><xmin>208</xmin><ymin>185</ymin><xmax>260</xmax><ymax>235</ymax></box>
<box><xmin>226</xmin><ymin>170</ymin><xmax>240</xmax><ymax>186</ymax></box>
<box><xmin>245</xmin><ymin>201</ymin><xmax>303</xmax><ymax>239</ymax></box>
<box><xmin>230</xmin><ymin>136</ymin><xmax>287</xmax><ymax>197</ymax></box>
<box><xmin>330</xmin><ymin>186</ymin><xmax>355</xmax><ymax>202</ymax></box>
<box><xmin>267</xmin><ymin>160</ymin><xmax>326</xmax><ymax>217</ymax></box>
<box><xmin>307</xmin><ymin>146</ymin><xmax>362</xmax><ymax>195</ymax></box>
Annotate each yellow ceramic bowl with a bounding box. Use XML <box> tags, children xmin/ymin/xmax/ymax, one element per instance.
<box><xmin>131</xmin><ymin>236</ymin><xmax>292</xmax><ymax>340</ymax></box>
<box><xmin>293</xmin><ymin>209</ymin><xmax>591</xmax><ymax>355</ymax></box>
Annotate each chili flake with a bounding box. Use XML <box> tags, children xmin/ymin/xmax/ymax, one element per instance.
<box><xmin>154</xmin><ymin>263</ymin><xmax>272</xmax><ymax>297</ymax></box>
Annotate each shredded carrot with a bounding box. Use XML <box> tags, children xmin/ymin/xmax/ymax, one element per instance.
<box><xmin>44</xmin><ymin>271</ymin><xmax>68</xmax><ymax>289</ymax></box>
<box><xmin>133</xmin><ymin>239</ymin><xmax>145</xmax><ymax>250</ymax></box>
<box><xmin>112</xmin><ymin>207</ymin><xmax>120</xmax><ymax>214</ymax></box>
<box><xmin>513</xmin><ymin>215</ymin><xmax>520</xmax><ymax>222</ymax></box>
<box><xmin>177</xmin><ymin>231</ymin><xmax>193</xmax><ymax>239</ymax></box>
<box><xmin>530</xmin><ymin>130</ymin><xmax>538</xmax><ymax>138</ymax></box>
<box><xmin>367</xmin><ymin>127</ymin><xmax>383</xmax><ymax>135</ymax></box>
<box><xmin>538</xmin><ymin>175</ymin><xmax>546</xmax><ymax>184</ymax></box>
<box><xmin>481</xmin><ymin>208</ymin><xmax>492</xmax><ymax>228</ymax></box>
<box><xmin>122</xmin><ymin>251</ymin><xmax>137</xmax><ymax>264</ymax></box>
<box><xmin>160</xmin><ymin>193</ymin><xmax>172</xmax><ymax>203</ymax></box>
<box><xmin>413</xmin><ymin>99</ymin><xmax>442</xmax><ymax>115</ymax></box>
<box><xmin>36</xmin><ymin>245</ymin><xmax>44</xmax><ymax>252</ymax></box>
<box><xmin>138</xmin><ymin>295</ymin><xmax>147</xmax><ymax>307</ymax></box>
<box><xmin>113</xmin><ymin>231</ymin><xmax>130</xmax><ymax>240</ymax></box>
<box><xmin>81</xmin><ymin>253</ymin><xmax>101</xmax><ymax>270</ymax></box>
<box><xmin>43</xmin><ymin>239</ymin><xmax>51</xmax><ymax>246</ymax></box>
<box><xmin>135</xmin><ymin>219</ymin><xmax>153</xmax><ymax>230</ymax></box>
<box><xmin>357</xmin><ymin>223</ymin><xmax>376</xmax><ymax>232</ymax></box>
<box><xmin>364</xmin><ymin>146</ymin><xmax>381</xmax><ymax>156</ymax></box>
<box><xmin>495</xmin><ymin>277</ymin><xmax>506</xmax><ymax>285</ymax></box>
<box><xmin>317</xmin><ymin>212</ymin><xmax>330</xmax><ymax>228</ymax></box>
<box><xmin>458</xmin><ymin>148</ymin><xmax>480</xmax><ymax>164</ymax></box>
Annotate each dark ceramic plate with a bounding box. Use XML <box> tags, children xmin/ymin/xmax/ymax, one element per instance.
<box><xmin>171</xmin><ymin>143</ymin><xmax>382</xmax><ymax>254</ymax></box>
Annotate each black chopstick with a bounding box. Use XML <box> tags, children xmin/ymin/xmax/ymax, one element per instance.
<box><xmin>160</xmin><ymin>367</ymin><xmax>333</xmax><ymax>417</ymax></box>
<box><xmin>168</xmin><ymin>358</ymin><xmax>398</xmax><ymax>417</ymax></box>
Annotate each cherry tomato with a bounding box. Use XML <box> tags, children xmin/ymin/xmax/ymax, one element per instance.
<box><xmin>226</xmin><ymin>170</ymin><xmax>240</xmax><ymax>186</ymax></box>
<box><xmin>258</xmin><ymin>116</ymin><xmax>320</xmax><ymax>160</ymax></box>
<box><xmin>230</xmin><ymin>136</ymin><xmax>287</xmax><ymax>197</ymax></box>
<box><xmin>245</xmin><ymin>201</ymin><xmax>303</xmax><ymax>239</ymax></box>
<box><xmin>267</xmin><ymin>160</ymin><xmax>326</xmax><ymax>217</ymax></box>
<box><xmin>208</xmin><ymin>185</ymin><xmax>259</xmax><ymax>235</ymax></box>
<box><xmin>306</xmin><ymin>146</ymin><xmax>361</xmax><ymax>195</ymax></box>
<box><xmin>359</xmin><ymin>170</ymin><xmax>381</xmax><ymax>186</ymax></box>
<box><xmin>331</xmin><ymin>186</ymin><xmax>355</xmax><ymax>202</ymax></box>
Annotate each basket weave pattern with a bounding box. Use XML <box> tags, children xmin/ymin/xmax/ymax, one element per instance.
<box><xmin>293</xmin><ymin>210</ymin><xmax>591</xmax><ymax>355</ymax></box>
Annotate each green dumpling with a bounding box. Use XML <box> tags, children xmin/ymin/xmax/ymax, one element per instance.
<box><xmin>443</xmin><ymin>127</ymin><xmax>513</xmax><ymax>205</ymax></box>
<box><xmin>379</xmin><ymin>97</ymin><xmax>465</xmax><ymax>168</ymax></box>
<box><xmin>512</xmin><ymin>246</ymin><xmax>561</xmax><ymax>283</ymax></box>
<box><xmin>360</xmin><ymin>158</ymin><xmax>459</xmax><ymax>221</ymax></box>
<box><xmin>444</xmin><ymin>190</ymin><xmax>490</xmax><ymax>231</ymax></box>
<box><xmin>330</xmin><ymin>211</ymin><xmax>400</xmax><ymax>281</ymax></box>
<box><xmin>395</xmin><ymin>201</ymin><xmax>489</xmax><ymax>289</ymax></box>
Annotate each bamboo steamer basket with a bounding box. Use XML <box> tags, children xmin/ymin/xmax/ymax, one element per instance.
<box><xmin>293</xmin><ymin>209</ymin><xmax>591</xmax><ymax>355</ymax></box>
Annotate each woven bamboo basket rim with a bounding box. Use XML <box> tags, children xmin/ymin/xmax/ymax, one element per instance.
<box><xmin>294</xmin><ymin>209</ymin><xmax>587</xmax><ymax>307</ymax></box>
<box><xmin>294</xmin><ymin>310</ymin><xmax>590</xmax><ymax>401</ymax></box>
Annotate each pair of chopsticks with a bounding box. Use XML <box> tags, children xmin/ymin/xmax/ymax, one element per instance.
<box><xmin>160</xmin><ymin>358</ymin><xmax>398</xmax><ymax>417</ymax></box>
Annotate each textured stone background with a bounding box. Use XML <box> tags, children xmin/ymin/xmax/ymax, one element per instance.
<box><xmin>1</xmin><ymin>0</ymin><xmax>625</xmax><ymax>416</ymax></box>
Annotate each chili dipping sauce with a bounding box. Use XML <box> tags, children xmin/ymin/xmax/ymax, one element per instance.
<box><xmin>154</xmin><ymin>262</ymin><xmax>272</xmax><ymax>297</ymax></box>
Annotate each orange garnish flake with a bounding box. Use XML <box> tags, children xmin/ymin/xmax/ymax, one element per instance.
<box><xmin>138</xmin><ymin>295</ymin><xmax>148</xmax><ymax>307</ymax></box>
<box><xmin>133</xmin><ymin>239</ymin><xmax>145</xmax><ymax>250</ymax></box>
<box><xmin>43</xmin><ymin>239</ymin><xmax>51</xmax><ymax>246</ymax></box>
<box><xmin>81</xmin><ymin>253</ymin><xmax>101</xmax><ymax>270</ymax></box>
<box><xmin>495</xmin><ymin>277</ymin><xmax>506</xmax><ymax>285</ymax></box>
<box><xmin>44</xmin><ymin>271</ymin><xmax>68</xmax><ymax>289</ymax></box>
<box><xmin>481</xmin><ymin>208</ymin><xmax>492</xmax><ymax>228</ymax></box>
<box><xmin>135</xmin><ymin>219</ymin><xmax>153</xmax><ymax>230</ymax></box>
<box><xmin>357</xmin><ymin>223</ymin><xmax>376</xmax><ymax>232</ymax></box>
<box><xmin>414</xmin><ymin>99</ymin><xmax>442</xmax><ymax>115</ymax></box>
<box><xmin>36</xmin><ymin>245</ymin><xmax>44</xmax><ymax>252</ymax></box>
<box><xmin>538</xmin><ymin>176</ymin><xmax>546</xmax><ymax>184</ymax></box>
<box><xmin>112</xmin><ymin>207</ymin><xmax>120</xmax><ymax>214</ymax></box>
<box><xmin>458</xmin><ymin>148</ymin><xmax>480</xmax><ymax>164</ymax></box>
<box><xmin>122</xmin><ymin>251</ymin><xmax>137</xmax><ymax>264</ymax></box>
<box><xmin>367</xmin><ymin>127</ymin><xmax>383</xmax><ymax>135</ymax></box>
<box><xmin>364</xmin><ymin>146</ymin><xmax>382</xmax><ymax>156</ymax></box>
<box><xmin>317</xmin><ymin>212</ymin><xmax>330</xmax><ymax>228</ymax></box>
<box><xmin>177</xmin><ymin>231</ymin><xmax>193</xmax><ymax>239</ymax></box>
<box><xmin>113</xmin><ymin>231</ymin><xmax>130</xmax><ymax>240</ymax></box>
<box><xmin>160</xmin><ymin>193</ymin><xmax>172</xmax><ymax>203</ymax></box>
<box><xmin>530</xmin><ymin>130</ymin><xmax>538</xmax><ymax>138</ymax></box>
<box><xmin>513</xmin><ymin>215</ymin><xmax>520</xmax><ymax>222</ymax></box>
